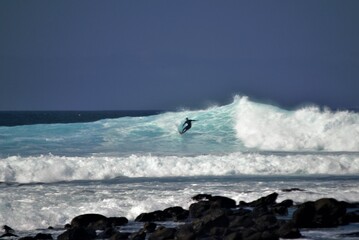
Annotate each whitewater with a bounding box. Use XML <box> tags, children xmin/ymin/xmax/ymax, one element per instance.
<box><xmin>1</xmin><ymin>95</ymin><xmax>359</xmax><ymax>239</ymax></box>
<box><xmin>1</xmin><ymin>96</ymin><xmax>359</xmax><ymax>183</ymax></box>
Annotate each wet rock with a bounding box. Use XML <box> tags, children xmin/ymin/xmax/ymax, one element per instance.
<box><xmin>109</xmin><ymin>232</ymin><xmax>131</xmax><ymax>240</ymax></box>
<box><xmin>192</xmin><ymin>193</ymin><xmax>212</xmax><ymax>201</ymax></box>
<box><xmin>254</xmin><ymin>214</ymin><xmax>278</xmax><ymax>231</ymax></box>
<box><xmin>97</xmin><ymin>227</ymin><xmax>118</xmax><ymax>239</ymax></box>
<box><xmin>292</xmin><ymin>201</ymin><xmax>316</xmax><ymax>227</ymax></box>
<box><xmin>142</xmin><ymin>222</ymin><xmax>157</xmax><ymax>233</ymax></box>
<box><xmin>224</xmin><ymin>231</ymin><xmax>242</xmax><ymax>240</ymax></box>
<box><xmin>135</xmin><ymin>206</ymin><xmax>188</xmax><ymax>222</ymax></box>
<box><xmin>18</xmin><ymin>237</ymin><xmax>35</xmax><ymax>240</ymax></box>
<box><xmin>163</xmin><ymin>206</ymin><xmax>189</xmax><ymax>221</ymax></box>
<box><xmin>128</xmin><ymin>229</ymin><xmax>146</xmax><ymax>240</ymax></box>
<box><xmin>345</xmin><ymin>210</ymin><xmax>359</xmax><ymax>223</ymax></box>
<box><xmin>247</xmin><ymin>192</ymin><xmax>279</xmax><ymax>207</ymax></box>
<box><xmin>34</xmin><ymin>233</ymin><xmax>53</xmax><ymax>239</ymax></box>
<box><xmin>192</xmin><ymin>208</ymin><xmax>229</xmax><ymax>236</ymax></box>
<box><xmin>276</xmin><ymin>221</ymin><xmax>301</xmax><ymax>239</ymax></box>
<box><xmin>0</xmin><ymin>225</ymin><xmax>18</xmax><ymax>238</ymax></box>
<box><xmin>293</xmin><ymin>198</ymin><xmax>347</xmax><ymax>228</ymax></box>
<box><xmin>228</xmin><ymin>214</ymin><xmax>255</xmax><ymax>228</ymax></box>
<box><xmin>175</xmin><ymin>224</ymin><xmax>196</xmax><ymax>240</ymax></box>
<box><xmin>191</xmin><ymin>194</ymin><xmax>236</xmax><ymax>208</ymax></box>
<box><xmin>108</xmin><ymin>217</ymin><xmax>128</xmax><ymax>226</ymax></box>
<box><xmin>189</xmin><ymin>200</ymin><xmax>212</xmax><ymax>218</ymax></box>
<box><xmin>57</xmin><ymin>227</ymin><xmax>96</xmax><ymax>240</ymax></box>
<box><xmin>313</xmin><ymin>198</ymin><xmax>347</xmax><ymax>227</ymax></box>
<box><xmin>274</xmin><ymin>199</ymin><xmax>293</xmax><ymax>208</ymax></box>
<box><xmin>148</xmin><ymin>226</ymin><xmax>176</xmax><ymax>240</ymax></box>
<box><xmin>70</xmin><ymin>213</ymin><xmax>108</xmax><ymax>230</ymax></box>
<box><xmin>281</xmin><ymin>188</ymin><xmax>304</xmax><ymax>192</ymax></box>
<box><xmin>135</xmin><ymin>210</ymin><xmax>167</xmax><ymax>222</ymax></box>
<box><xmin>272</xmin><ymin>199</ymin><xmax>293</xmax><ymax>216</ymax></box>
<box><xmin>210</xmin><ymin>196</ymin><xmax>237</xmax><ymax>209</ymax></box>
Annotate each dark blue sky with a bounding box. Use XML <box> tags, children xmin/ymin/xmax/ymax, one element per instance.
<box><xmin>1</xmin><ymin>0</ymin><xmax>358</xmax><ymax>110</ymax></box>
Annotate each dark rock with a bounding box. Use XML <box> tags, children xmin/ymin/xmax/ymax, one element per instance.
<box><xmin>231</xmin><ymin>208</ymin><xmax>252</xmax><ymax>216</ymax></box>
<box><xmin>241</xmin><ymin>228</ymin><xmax>262</xmax><ymax>240</ymax></box>
<box><xmin>70</xmin><ymin>213</ymin><xmax>108</xmax><ymax>230</ymax></box>
<box><xmin>175</xmin><ymin>224</ymin><xmax>196</xmax><ymax>240</ymax></box>
<box><xmin>313</xmin><ymin>198</ymin><xmax>347</xmax><ymax>227</ymax></box>
<box><xmin>192</xmin><ymin>194</ymin><xmax>212</xmax><ymax>201</ymax></box>
<box><xmin>97</xmin><ymin>227</ymin><xmax>118</xmax><ymax>239</ymax></box>
<box><xmin>18</xmin><ymin>237</ymin><xmax>35</xmax><ymax>240</ymax></box>
<box><xmin>192</xmin><ymin>208</ymin><xmax>229</xmax><ymax>236</ymax></box>
<box><xmin>274</xmin><ymin>199</ymin><xmax>293</xmax><ymax>208</ymax></box>
<box><xmin>345</xmin><ymin>210</ymin><xmax>359</xmax><ymax>223</ymax></box>
<box><xmin>108</xmin><ymin>217</ymin><xmax>128</xmax><ymax>226</ymax></box>
<box><xmin>209</xmin><ymin>226</ymin><xmax>227</xmax><ymax>237</ymax></box>
<box><xmin>143</xmin><ymin>222</ymin><xmax>157</xmax><ymax>233</ymax></box>
<box><xmin>293</xmin><ymin>198</ymin><xmax>347</xmax><ymax>228</ymax></box>
<box><xmin>148</xmin><ymin>226</ymin><xmax>176</xmax><ymax>240</ymax></box>
<box><xmin>189</xmin><ymin>201</ymin><xmax>211</xmax><ymax>218</ymax></box>
<box><xmin>210</xmin><ymin>196</ymin><xmax>237</xmax><ymax>209</ymax></box>
<box><xmin>340</xmin><ymin>201</ymin><xmax>359</xmax><ymax>208</ymax></box>
<box><xmin>110</xmin><ymin>232</ymin><xmax>131</xmax><ymax>240</ymax></box>
<box><xmin>260</xmin><ymin>230</ymin><xmax>278</xmax><ymax>240</ymax></box>
<box><xmin>273</xmin><ymin>206</ymin><xmax>288</xmax><ymax>215</ymax></box>
<box><xmin>239</xmin><ymin>200</ymin><xmax>250</xmax><ymax>207</ymax></box>
<box><xmin>2</xmin><ymin>225</ymin><xmax>15</xmax><ymax>234</ymax></box>
<box><xmin>57</xmin><ymin>227</ymin><xmax>96</xmax><ymax>240</ymax></box>
<box><xmin>228</xmin><ymin>215</ymin><xmax>254</xmax><ymax>228</ymax></box>
<box><xmin>281</xmin><ymin>188</ymin><xmax>304</xmax><ymax>192</ymax></box>
<box><xmin>252</xmin><ymin>205</ymin><xmax>271</xmax><ymax>218</ymax></box>
<box><xmin>224</xmin><ymin>231</ymin><xmax>242</xmax><ymax>240</ymax></box>
<box><xmin>247</xmin><ymin>192</ymin><xmax>279</xmax><ymax>207</ymax></box>
<box><xmin>254</xmin><ymin>214</ymin><xmax>278</xmax><ymax>231</ymax></box>
<box><xmin>135</xmin><ymin>210</ymin><xmax>167</xmax><ymax>222</ymax></box>
<box><xmin>128</xmin><ymin>229</ymin><xmax>146</xmax><ymax>240</ymax></box>
<box><xmin>135</xmin><ymin>206</ymin><xmax>189</xmax><ymax>222</ymax></box>
<box><xmin>0</xmin><ymin>225</ymin><xmax>18</xmax><ymax>238</ymax></box>
<box><xmin>276</xmin><ymin>221</ymin><xmax>301</xmax><ymax>239</ymax></box>
<box><xmin>0</xmin><ymin>232</ymin><xmax>19</xmax><ymax>238</ymax></box>
<box><xmin>292</xmin><ymin>201</ymin><xmax>316</xmax><ymax>228</ymax></box>
<box><xmin>34</xmin><ymin>233</ymin><xmax>53</xmax><ymax>239</ymax></box>
<box><xmin>163</xmin><ymin>206</ymin><xmax>189</xmax><ymax>221</ymax></box>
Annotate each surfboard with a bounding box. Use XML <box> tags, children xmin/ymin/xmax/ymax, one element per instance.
<box><xmin>177</xmin><ymin>121</ymin><xmax>186</xmax><ymax>135</ymax></box>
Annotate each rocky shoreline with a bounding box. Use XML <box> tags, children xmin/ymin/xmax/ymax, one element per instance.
<box><xmin>2</xmin><ymin>191</ymin><xmax>359</xmax><ymax>240</ymax></box>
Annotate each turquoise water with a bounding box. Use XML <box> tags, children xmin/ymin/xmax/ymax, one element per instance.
<box><xmin>0</xmin><ymin>95</ymin><xmax>359</xmax><ymax>239</ymax></box>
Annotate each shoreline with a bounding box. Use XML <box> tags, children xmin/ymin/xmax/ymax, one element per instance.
<box><xmin>2</xmin><ymin>191</ymin><xmax>359</xmax><ymax>240</ymax></box>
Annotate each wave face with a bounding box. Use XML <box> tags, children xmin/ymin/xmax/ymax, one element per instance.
<box><xmin>1</xmin><ymin>96</ymin><xmax>359</xmax><ymax>183</ymax></box>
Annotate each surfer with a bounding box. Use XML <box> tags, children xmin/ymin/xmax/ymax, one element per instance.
<box><xmin>181</xmin><ymin>117</ymin><xmax>197</xmax><ymax>134</ymax></box>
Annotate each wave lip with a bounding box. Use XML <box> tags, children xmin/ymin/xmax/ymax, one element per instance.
<box><xmin>1</xmin><ymin>152</ymin><xmax>359</xmax><ymax>183</ymax></box>
<box><xmin>234</xmin><ymin>96</ymin><xmax>359</xmax><ymax>152</ymax></box>
<box><xmin>1</xmin><ymin>95</ymin><xmax>358</xmax><ymax>157</ymax></box>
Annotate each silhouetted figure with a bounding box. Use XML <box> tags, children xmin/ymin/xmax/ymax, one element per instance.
<box><xmin>181</xmin><ymin>118</ymin><xmax>197</xmax><ymax>134</ymax></box>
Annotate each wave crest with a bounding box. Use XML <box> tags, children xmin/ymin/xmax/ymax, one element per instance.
<box><xmin>1</xmin><ymin>152</ymin><xmax>359</xmax><ymax>183</ymax></box>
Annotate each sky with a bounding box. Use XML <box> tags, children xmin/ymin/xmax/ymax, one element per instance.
<box><xmin>1</xmin><ymin>0</ymin><xmax>358</xmax><ymax>110</ymax></box>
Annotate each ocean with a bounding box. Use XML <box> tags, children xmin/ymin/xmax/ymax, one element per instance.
<box><xmin>0</xmin><ymin>95</ymin><xmax>359</xmax><ymax>239</ymax></box>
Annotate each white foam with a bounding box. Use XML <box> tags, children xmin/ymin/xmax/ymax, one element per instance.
<box><xmin>1</xmin><ymin>175</ymin><xmax>359</xmax><ymax>232</ymax></box>
<box><xmin>235</xmin><ymin>96</ymin><xmax>359</xmax><ymax>151</ymax></box>
<box><xmin>1</xmin><ymin>152</ymin><xmax>359</xmax><ymax>183</ymax></box>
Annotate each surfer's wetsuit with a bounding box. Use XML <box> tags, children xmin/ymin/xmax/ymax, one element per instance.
<box><xmin>181</xmin><ymin>118</ymin><xmax>196</xmax><ymax>134</ymax></box>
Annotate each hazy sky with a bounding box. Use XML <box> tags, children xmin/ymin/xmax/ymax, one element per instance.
<box><xmin>1</xmin><ymin>0</ymin><xmax>358</xmax><ymax>110</ymax></box>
